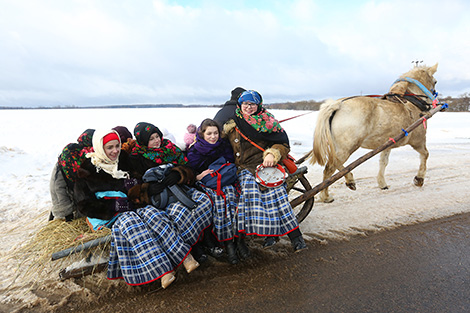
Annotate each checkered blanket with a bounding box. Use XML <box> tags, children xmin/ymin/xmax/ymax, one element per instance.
<box><xmin>236</xmin><ymin>169</ymin><xmax>299</xmax><ymax>236</ymax></box>
<box><xmin>165</xmin><ymin>188</ymin><xmax>212</xmax><ymax>246</ymax></box>
<box><xmin>201</xmin><ymin>184</ymin><xmax>239</xmax><ymax>241</ymax></box>
<box><xmin>107</xmin><ymin>206</ymin><xmax>191</xmax><ymax>286</ymax></box>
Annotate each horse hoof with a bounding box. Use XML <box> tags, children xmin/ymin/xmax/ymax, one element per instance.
<box><xmin>381</xmin><ymin>186</ymin><xmax>389</xmax><ymax>190</ymax></box>
<box><xmin>319</xmin><ymin>195</ymin><xmax>335</xmax><ymax>203</ymax></box>
<box><xmin>346</xmin><ymin>182</ymin><xmax>356</xmax><ymax>191</ymax></box>
<box><xmin>414</xmin><ymin>177</ymin><xmax>424</xmax><ymax>187</ymax></box>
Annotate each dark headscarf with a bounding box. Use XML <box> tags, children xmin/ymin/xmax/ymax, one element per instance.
<box><xmin>133</xmin><ymin>122</ymin><xmax>163</xmax><ymax>146</ymax></box>
<box><xmin>131</xmin><ymin>122</ymin><xmax>186</xmax><ymax>165</ymax></box>
<box><xmin>112</xmin><ymin>126</ymin><xmax>132</xmax><ymax>144</ymax></box>
<box><xmin>58</xmin><ymin>129</ymin><xmax>95</xmax><ymax>183</ymax></box>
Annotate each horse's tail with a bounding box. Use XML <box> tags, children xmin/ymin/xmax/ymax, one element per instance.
<box><xmin>311</xmin><ymin>99</ymin><xmax>340</xmax><ymax>166</ymax></box>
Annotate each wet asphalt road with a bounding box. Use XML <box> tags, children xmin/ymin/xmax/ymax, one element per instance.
<box><xmin>71</xmin><ymin>211</ymin><xmax>470</xmax><ymax>313</ymax></box>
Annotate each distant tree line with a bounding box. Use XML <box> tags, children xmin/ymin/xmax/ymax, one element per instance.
<box><xmin>1</xmin><ymin>95</ymin><xmax>469</xmax><ymax>111</ymax></box>
<box><xmin>267</xmin><ymin>94</ymin><xmax>470</xmax><ymax>112</ymax></box>
<box><xmin>439</xmin><ymin>93</ymin><xmax>470</xmax><ymax>112</ymax></box>
<box><xmin>265</xmin><ymin>99</ymin><xmax>323</xmax><ymax>111</ymax></box>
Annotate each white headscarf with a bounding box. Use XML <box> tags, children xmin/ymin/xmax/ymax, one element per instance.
<box><xmin>86</xmin><ymin>129</ymin><xmax>130</xmax><ymax>179</ymax></box>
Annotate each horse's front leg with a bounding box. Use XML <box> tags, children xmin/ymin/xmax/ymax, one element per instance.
<box><xmin>377</xmin><ymin>149</ymin><xmax>391</xmax><ymax>189</ymax></box>
<box><xmin>412</xmin><ymin>144</ymin><xmax>429</xmax><ymax>187</ymax></box>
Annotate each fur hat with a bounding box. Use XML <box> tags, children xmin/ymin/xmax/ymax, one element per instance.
<box><xmin>231</xmin><ymin>87</ymin><xmax>246</xmax><ymax>101</ymax></box>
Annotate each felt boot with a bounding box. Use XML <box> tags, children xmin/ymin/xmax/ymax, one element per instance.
<box><xmin>225</xmin><ymin>240</ymin><xmax>239</xmax><ymax>265</ymax></box>
<box><xmin>161</xmin><ymin>271</ymin><xmax>175</xmax><ymax>289</ymax></box>
<box><xmin>183</xmin><ymin>253</ymin><xmax>200</xmax><ymax>273</ymax></box>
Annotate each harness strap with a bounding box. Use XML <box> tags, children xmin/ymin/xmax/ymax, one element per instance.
<box><xmin>393</xmin><ymin>77</ymin><xmax>436</xmax><ymax>101</ymax></box>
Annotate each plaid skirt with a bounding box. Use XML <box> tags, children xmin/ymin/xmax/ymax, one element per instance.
<box><xmin>201</xmin><ymin>184</ymin><xmax>238</xmax><ymax>242</ymax></box>
<box><xmin>107</xmin><ymin>206</ymin><xmax>191</xmax><ymax>286</ymax></box>
<box><xmin>236</xmin><ymin>169</ymin><xmax>299</xmax><ymax>237</ymax></box>
<box><xmin>165</xmin><ymin>188</ymin><xmax>212</xmax><ymax>246</ymax></box>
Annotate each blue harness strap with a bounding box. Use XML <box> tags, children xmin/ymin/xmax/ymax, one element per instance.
<box><xmin>392</xmin><ymin>77</ymin><xmax>436</xmax><ymax>101</ymax></box>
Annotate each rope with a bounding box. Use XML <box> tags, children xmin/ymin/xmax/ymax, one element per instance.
<box><xmin>279</xmin><ymin>111</ymin><xmax>313</xmax><ymax>123</ymax></box>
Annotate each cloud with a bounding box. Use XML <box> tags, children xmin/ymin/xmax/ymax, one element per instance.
<box><xmin>0</xmin><ymin>0</ymin><xmax>469</xmax><ymax>107</ymax></box>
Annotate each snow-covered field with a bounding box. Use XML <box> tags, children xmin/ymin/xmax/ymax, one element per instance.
<box><xmin>0</xmin><ymin>107</ymin><xmax>469</xmax><ymax>307</ymax></box>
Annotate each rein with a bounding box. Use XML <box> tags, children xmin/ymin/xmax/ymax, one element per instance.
<box><xmin>279</xmin><ymin>111</ymin><xmax>313</xmax><ymax>123</ymax></box>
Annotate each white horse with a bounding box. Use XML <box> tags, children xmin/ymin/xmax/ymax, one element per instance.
<box><xmin>305</xmin><ymin>63</ymin><xmax>438</xmax><ymax>203</ymax></box>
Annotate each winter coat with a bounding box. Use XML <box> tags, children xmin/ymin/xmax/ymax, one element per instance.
<box><xmin>74</xmin><ymin>151</ymin><xmax>135</xmax><ymax>220</ymax></box>
<box><xmin>223</xmin><ymin>119</ymin><xmax>290</xmax><ymax>175</ymax></box>
<box><xmin>49</xmin><ymin>162</ymin><xmax>75</xmax><ymax>220</ymax></box>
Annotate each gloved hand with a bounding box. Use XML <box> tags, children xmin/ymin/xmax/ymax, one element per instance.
<box><xmin>124</xmin><ymin>178</ymin><xmax>139</xmax><ymax>191</ymax></box>
<box><xmin>163</xmin><ymin>171</ymin><xmax>181</xmax><ymax>187</ymax></box>
<box><xmin>147</xmin><ymin>182</ymin><xmax>165</xmax><ymax>196</ymax></box>
<box><xmin>114</xmin><ymin>198</ymin><xmax>133</xmax><ymax>213</ymax></box>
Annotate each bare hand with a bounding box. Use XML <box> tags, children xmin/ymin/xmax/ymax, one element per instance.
<box><xmin>197</xmin><ymin>169</ymin><xmax>214</xmax><ymax>181</ymax></box>
<box><xmin>263</xmin><ymin>153</ymin><xmax>275</xmax><ymax>167</ymax></box>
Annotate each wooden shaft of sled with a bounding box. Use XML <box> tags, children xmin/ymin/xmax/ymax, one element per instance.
<box><xmin>51</xmin><ymin>235</ymin><xmax>112</xmax><ymax>261</ymax></box>
<box><xmin>290</xmin><ymin>104</ymin><xmax>445</xmax><ymax>208</ymax></box>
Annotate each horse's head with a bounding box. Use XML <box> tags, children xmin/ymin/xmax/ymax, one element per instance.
<box><xmin>389</xmin><ymin>63</ymin><xmax>438</xmax><ymax>99</ymax></box>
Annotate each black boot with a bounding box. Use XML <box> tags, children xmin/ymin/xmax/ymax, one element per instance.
<box><xmin>291</xmin><ymin>236</ymin><xmax>307</xmax><ymax>253</ymax></box>
<box><xmin>225</xmin><ymin>240</ymin><xmax>239</xmax><ymax>265</ymax></box>
<box><xmin>192</xmin><ymin>243</ymin><xmax>208</xmax><ymax>263</ymax></box>
<box><xmin>236</xmin><ymin>235</ymin><xmax>251</xmax><ymax>260</ymax></box>
<box><xmin>203</xmin><ymin>228</ymin><xmax>224</xmax><ymax>258</ymax></box>
<box><xmin>263</xmin><ymin>236</ymin><xmax>277</xmax><ymax>249</ymax></box>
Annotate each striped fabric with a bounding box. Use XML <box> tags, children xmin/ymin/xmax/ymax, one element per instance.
<box><xmin>164</xmin><ymin>188</ymin><xmax>212</xmax><ymax>246</ymax></box>
<box><xmin>236</xmin><ymin>169</ymin><xmax>299</xmax><ymax>236</ymax></box>
<box><xmin>200</xmin><ymin>184</ymin><xmax>239</xmax><ymax>241</ymax></box>
<box><xmin>107</xmin><ymin>206</ymin><xmax>191</xmax><ymax>286</ymax></box>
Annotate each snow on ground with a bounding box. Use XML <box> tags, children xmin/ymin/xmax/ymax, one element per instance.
<box><xmin>0</xmin><ymin>108</ymin><xmax>469</xmax><ymax>305</ymax></box>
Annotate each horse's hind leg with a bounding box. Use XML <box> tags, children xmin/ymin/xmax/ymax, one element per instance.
<box><xmin>318</xmin><ymin>162</ymin><xmax>336</xmax><ymax>203</ymax></box>
<box><xmin>412</xmin><ymin>143</ymin><xmax>429</xmax><ymax>187</ymax></box>
<box><xmin>377</xmin><ymin>149</ymin><xmax>391</xmax><ymax>189</ymax></box>
<box><xmin>333</xmin><ymin>150</ymin><xmax>356</xmax><ymax>191</ymax></box>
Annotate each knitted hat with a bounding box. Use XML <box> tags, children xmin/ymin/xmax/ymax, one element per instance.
<box><xmin>231</xmin><ymin>87</ymin><xmax>246</xmax><ymax>101</ymax></box>
<box><xmin>112</xmin><ymin>126</ymin><xmax>132</xmax><ymax>144</ymax></box>
<box><xmin>134</xmin><ymin>122</ymin><xmax>163</xmax><ymax>146</ymax></box>
<box><xmin>187</xmin><ymin>124</ymin><xmax>197</xmax><ymax>134</ymax></box>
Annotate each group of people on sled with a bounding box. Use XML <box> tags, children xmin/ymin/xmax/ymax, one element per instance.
<box><xmin>49</xmin><ymin>88</ymin><xmax>307</xmax><ymax>289</ymax></box>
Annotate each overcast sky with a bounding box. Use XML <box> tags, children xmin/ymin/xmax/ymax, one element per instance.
<box><xmin>1</xmin><ymin>0</ymin><xmax>469</xmax><ymax>107</ymax></box>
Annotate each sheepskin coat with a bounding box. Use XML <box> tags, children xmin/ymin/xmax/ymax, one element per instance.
<box><xmin>223</xmin><ymin>119</ymin><xmax>290</xmax><ymax>175</ymax></box>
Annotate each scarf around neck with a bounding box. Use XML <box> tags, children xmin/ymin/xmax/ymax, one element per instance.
<box><xmin>131</xmin><ymin>138</ymin><xmax>187</xmax><ymax>165</ymax></box>
<box><xmin>235</xmin><ymin>107</ymin><xmax>289</xmax><ymax>145</ymax></box>
<box><xmin>86</xmin><ymin>129</ymin><xmax>129</xmax><ymax>179</ymax></box>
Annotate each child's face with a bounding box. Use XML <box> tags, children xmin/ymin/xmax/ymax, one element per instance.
<box><xmin>148</xmin><ymin>133</ymin><xmax>162</xmax><ymax>148</ymax></box>
<box><xmin>203</xmin><ymin>126</ymin><xmax>219</xmax><ymax>144</ymax></box>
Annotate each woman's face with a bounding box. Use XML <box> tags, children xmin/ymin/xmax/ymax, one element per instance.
<box><xmin>148</xmin><ymin>132</ymin><xmax>162</xmax><ymax>148</ymax></box>
<box><xmin>203</xmin><ymin>126</ymin><xmax>219</xmax><ymax>144</ymax></box>
<box><xmin>104</xmin><ymin>140</ymin><xmax>121</xmax><ymax>161</ymax></box>
<box><xmin>241</xmin><ymin>101</ymin><xmax>258</xmax><ymax>115</ymax></box>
